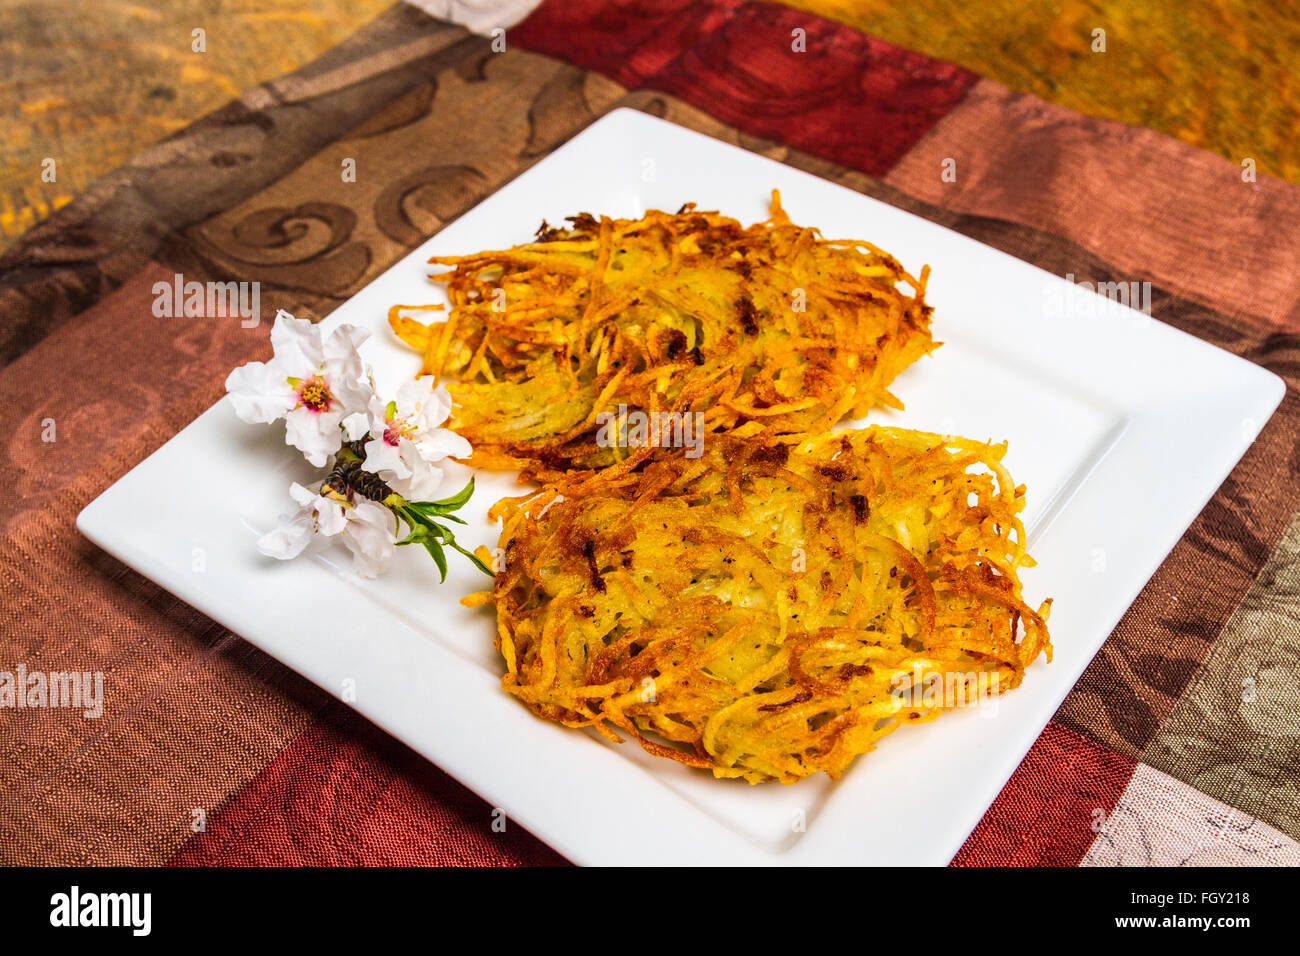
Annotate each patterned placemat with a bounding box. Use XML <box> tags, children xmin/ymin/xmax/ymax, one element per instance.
<box><xmin>1</xmin><ymin>0</ymin><xmax>1297</xmax><ymax>866</ymax></box>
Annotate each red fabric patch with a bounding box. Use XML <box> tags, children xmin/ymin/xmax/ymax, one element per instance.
<box><xmin>511</xmin><ymin>0</ymin><xmax>731</xmax><ymax>88</ymax></box>
<box><xmin>951</xmin><ymin>721</ymin><xmax>1138</xmax><ymax>866</ymax></box>
<box><xmin>511</xmin><ymin>0</ymin><xmax>978</xmax><ymax>175</ymax></box>
<box><xmin>169</xmin><ymin>704</ymin><xmax>566</xmax><ymax>866</ymax></box>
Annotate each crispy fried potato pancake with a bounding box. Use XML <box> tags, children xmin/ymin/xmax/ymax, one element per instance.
<box><xmin>391</xmin><ymin>192</ymin><xmax>937</xmax><ymax>483</ymax></box>
<box><xmin>483</xmin><ymin>427</ymin><xmax>1052</xmax><ymax>783</ymax></box>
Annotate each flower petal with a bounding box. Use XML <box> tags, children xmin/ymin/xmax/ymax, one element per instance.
<box><xmin>341</xmin><ymin>499</ymin><xmax>396</xmax><ymax>578</ymax></box>
<box><xmin>341</xmin><ymin>411</ymin><xmax>370</xmax><ymax>441</ymax></box>
<box><xmin>394</xmin><ymin>460</ymin><xmax>445</xmax><ymax>501</ymax></box>
<box><xmin>288</xmin><ymin>481</ymin><xmax>319</xmax><ymax>507</ymax></box>
<box><xmin>320</xmin><ymin>324</ymin><xmax>372</xmax><ymax>415</ymax></box>
<box><xmin>322</xmin><ymin>322</ymin><xmax>370</xmax><ymax>365</ymax></box>
<box><xmin>269</xmin><ymin>311</ymin><xmax>324</xmax><ymax>375</ymax></box>
<box><xmin>257</xmin><ymin>513</ymin><xmax>315</xmax><ymax>560</ymax></box>
<box><xmin>412</xmin><ymin>427</ymin><xmax>473</xmax><ymax>462</ymax></box>
<box><xmin>225</xmin><ymin>361</ymin><xmax>296</xmax><ymax>424</ymax></box>
<box><xmin>362</xmin><ymin>436</ymin><xmax>409</xmax><ymax>480</ymax></box>
<box><xmin>406</xmin><ymin>378</ymin><xmax>455</xmax><ymax>431</ymax></box>
<box><xmin>284</xmin><ymin>406</ymin><xmax>344</xmax><ymax>467</ymax></box>
<box><xmin>315</xmin><ymin>495</ymin><xmax>350</xmax><ymax>537</ymax></box>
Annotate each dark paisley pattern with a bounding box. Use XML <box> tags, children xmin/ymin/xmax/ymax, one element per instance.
<box><xmin>374</xmin><ymin>164</ymin><xmax>490</xmax><ymax>247</ymax></box>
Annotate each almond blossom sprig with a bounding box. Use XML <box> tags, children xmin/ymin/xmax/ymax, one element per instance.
<box><xmin>225</xmin><ymin>310</ymin><xmax>370</xmax><ymax>467</ymax></box>
<box><xmin>361</xmin><ymin>377</ymin><xmax>472</xmax><ymax>500</ymax></box>
<box><xmin>256</xmin><ymin>479</ymin><xmax>397</xmax><ymax>578</ymax></box>
<box><xmin>226</xmin><ymin>311</ymin><xmax>491</xmax><ymax>581</ymax></box>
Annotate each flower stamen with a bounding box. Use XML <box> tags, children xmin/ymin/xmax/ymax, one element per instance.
<box><xmin>296</xmin><ymin>375</ymin><xmax>334</xmax><ymax>412</ymax></box>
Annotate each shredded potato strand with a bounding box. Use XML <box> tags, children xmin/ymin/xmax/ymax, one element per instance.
<box><xmin>489</xmin><ymin>427</ymin><xmax>1053</xmax><ymax>784</ymax></box>
<box><xmin>391</xmin><ymin>193</ymin><xmax>938</xmax><ymax>482</ymax></box>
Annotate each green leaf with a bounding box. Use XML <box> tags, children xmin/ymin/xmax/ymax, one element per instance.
<box><xmin>405</xmin><ymin>504</ymin><xmax>473</xmax><ymax>528</ymax></box>
<box><xmin>386</xmin><ymin>484</ymin><xmax>492</xmax><ymax>580</ymax></box>
<box><xmin>423</xmin><ymin>539</ymin><xmax>448</xmax><ymax>582</ymax></box>
<box><xmin>428</xmin><ymin>477</ymin><xmax>476</xmax><ymax>511</ymax></box>
<box><xmin>452</xmin><ymin>542</ymin><xmax>494</xmax><ymax>577</ymax></box>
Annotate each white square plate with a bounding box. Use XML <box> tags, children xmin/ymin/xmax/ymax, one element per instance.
<box><xmin>78</xmin><ymin>109</ymin><xmax>1284</xmax><ymax>865</ymax></box>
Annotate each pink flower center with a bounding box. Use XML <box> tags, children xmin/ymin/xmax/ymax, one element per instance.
<box><xmin>383</xmin><ymin>413</ymin><xmax>416</xmax><ymax>446</ymax></box>
<box><xmin>296</xmin><ymin>375</ymin><xmax>333</xmax><ymax>412</ymax></box>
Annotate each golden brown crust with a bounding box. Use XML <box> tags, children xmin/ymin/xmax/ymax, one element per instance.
<box><xmin>390</xmin><ymin>192</ymin><xmax>937</xmax><ymax>483</ymax></box>
<box><xmin>488</xmin><ymin>427</ymin><xmax>1052</xmax><ymax>784</ymax></box>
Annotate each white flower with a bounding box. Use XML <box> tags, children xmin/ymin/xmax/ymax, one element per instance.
<box><xmin>258</xmin><ymin>482</ymin><xmax>397</xmax><ymax>579</ymax></box>
<box><xmin>362</xmin><ymin>377</ymin><xmax>471</xmax><ymax>499</ymax></box>
<box><xmin>334</xmin><ymin>497</ymin><xmax>398</xmax><ymax>579</ymax></box>
<box><xmin>226</xmin><ymin>310</ymin><xmax>372</xmax><ymax>466</ymax></box>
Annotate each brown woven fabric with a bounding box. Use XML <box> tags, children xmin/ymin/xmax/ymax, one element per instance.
<box><xmin>0</xmin><ymin>268</ymin><xmax>325</xmax><ymax>864</ymax></box>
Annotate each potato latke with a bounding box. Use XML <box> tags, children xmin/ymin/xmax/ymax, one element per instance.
<box><xmin>481</xmin><ymin>427</ymin><xmax>1052</xmax><ymax>783</ymax></box>
<box><xmin>390</xmin><ymin>192</ymin><xmax>937</xmax><ymax>483</ymax></box>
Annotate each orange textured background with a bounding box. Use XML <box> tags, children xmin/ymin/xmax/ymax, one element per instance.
<box><xmin>3</xmin><ymin>1</ymin><xmax>1296</xmax><ymax>251</ymax></box>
